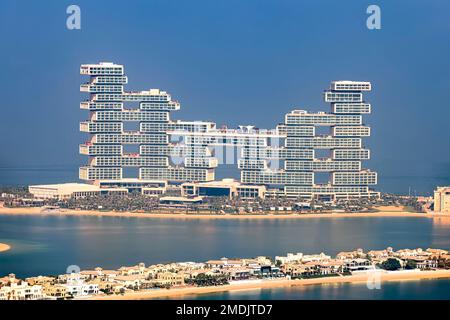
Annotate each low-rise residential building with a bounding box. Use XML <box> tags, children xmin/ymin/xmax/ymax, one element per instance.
<box><xmin>394</xmin><ymin>248</ymin><xmax>431</xmax><ymax>259</ymax></box>
<box><xmin>426</xmin><ymin>248</ymin><xmax>448</xmax><ymax>258</ymax></box>
<box><xmin>438</xmin><ymin>254</ymin><xmax>450</xmax><ymax>269</ymax></box>
<box><xmin>181</xmin><ymin>269</ymin><xmax>216</xmax><ymax>280</ymax></box>
<box><xmin>367</xmin><ymin>247</ymin><xmax>394</xmax><ymax>262</ymax></box>
<box><xmin>59</xmin><ymin>272</ymin><xmax>100</xmax><ymax>298</ymax></box>
<box><xmin>113</xmin><ymin>275</ymin><xmax>145</xmax><ymax>288</ymax></box>
<box><xmin>28</xmin><ymin>183</ymin><xmax>127</xmax><ymax>200</ymax></box>
<box><xmin>206</xmin><ymin>258</ymin><xmax>243</xmax><ymax>269</ymax></box>
<box><xmin>181</xmin><ymin>179</ymin><xmax>266</xmax><ymax>200</ymax></box>
<box><xmin>146</xmin><ymin>264</ymin><xmax>170</xmax><ymax>279</ymax></box>
<box><xmin>175</xmin><ymin>262</ymin><xmax>206</xmax><ymax>271</ymax></box>
<box><xmin>96</xmin><ymin>281</ymin><xmax>125</xmax><ymax>294</ymax></box>
<box><xmin>64</xmin><ymin>282</ymin><xmax>99</xmax><ymax>298</ymax></box>
<box><xmin>275</xmin><ymin>253</ymin><xmax>304</xmax><ymax>264</ymax></box>
<box><xmin>240</xmin><ymin>256</ymin><xmax>272</xmax><ymax>267</ymax></box>
<box><xmin>0</xmin><ymin>281</ymin><xmax>43</xmax><ymax>300</ymax></box>
<box><xmin>43</xmin><ymin>284</ymin><xmax>68</xmax><ymax>299</ymax></box>
<box><xmin>118</xmin><ymin>263</ymin><xmax>147</xmax><ymax>276</ymax></box>
<box><xmin>227</xmin><ymin>268</ymin><xmax>253</xmax><ymax>280</ymax></box>
<box><xmin>280</xmin><ymin>263</ymin><xmax>306</xmax><ymax>277</ymax></box>
<box><xmin>26</xmin><ymin>275</ymin><xmax>55</xmax><ymax>286</ymax></box>
<box><xmin>159</xmin><ymin>196</ymin><xmax>204</xmax><ymax>208</ymax></box>
<box><xmin>343</xmin><ymin>258</ymin><xmax>374</xmax><ymax>272</ymax></box>
<box><xmin>154</xmin><ymin>272</ymin><xmax>184</xmax><ymax>287</ymax></box>
<box><xmin>80</xmin><ymin>267</ymin><xmax>119</xmax><ymax>282</ymax></box>
<box><xmin>316</xmin><ymin>259</ymin><xmax>345</xmax><ymax>275</ymax></box>
<box><xmin>301</xmin><ymin>253</ymin><xmax>331</xmax><ymax>263</ymax></box>
<box><xmin>0</xmin><ymin>273</ymin><xmax>21</xmax><ymax>287</ymax></box>
<box><xmin>403</xmin><ymin>256</ymin><xmax>438</xmax><ymax>270</ymax></box>
<box><xmin>281</xmin><ymin>262</ymin><xmax>321</xmax><ymax>277</ymax></box>
<box><xmin>255</xmin><ymin>256</ymin><xmax>272</xmax><ymax>266</ymax></box>
<box><xmin>257</xmin><ymin>265</ymin><xmax>282</xmax><ymax>278</ymax></box>
<box><xmin>336</xmin><ymin>248</ymin><xmax>366</xmax><ymax>260</ymax></box>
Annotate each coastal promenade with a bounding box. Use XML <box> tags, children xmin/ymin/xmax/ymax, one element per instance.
<box><xmin>0</xmin><ymin>206</ymin><xmax>448</xmax><ymax>220</ymax></box>
<box><xmin>92</xmin><ymin>269</ymin><xmax>450</xmax><ymax>300</ymax></box>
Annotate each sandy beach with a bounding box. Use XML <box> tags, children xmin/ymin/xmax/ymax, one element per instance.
<box><xmin>90</xmin><ymin>269</ymin><xmax>450</xmax><ymax>300</ymax></box>
<box><xmin>1</xmin><ymin>206</ymin><xmax>448</xmax><ymax>220</ymax></box>
<box><xmin>0</xmin><ymin>243</ymin><xmax>11</xmax><ymax>253</ymax></box>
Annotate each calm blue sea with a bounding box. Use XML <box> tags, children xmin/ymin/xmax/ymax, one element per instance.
<box><xmin>167</xmin><ymin>279</ymin><xmax>450</xmax><ymax>300</ymax></box>
<box><xmin>1</xmin><ymin>214</ymin><xmax>450</xmax><ymax>299</ymax></box>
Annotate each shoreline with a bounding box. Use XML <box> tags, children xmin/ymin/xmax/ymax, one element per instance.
<box><xmin>90</xmin><ymin>269</ymin><xmax>450</xmax><ymax>300</ymax></box>
<box><xmin>0</xmin><ymin>243</ymin><xmax>11</xmax><ymax>253</ymax></box>
<box><xmin>0</xmin><ymin>206</ymin><xmax>449</xmax><ymax>220</ymax></box>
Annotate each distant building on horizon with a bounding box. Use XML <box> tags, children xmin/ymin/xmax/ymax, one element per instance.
<box><xmin>434</xmin><ymin>187</ymin><xmax>450</xmax><ymax>213</ymax></box>
<box><xmin>78</xmin><ymin>62</ymin><xmax>378</xmax><ymax>200</ymax></box>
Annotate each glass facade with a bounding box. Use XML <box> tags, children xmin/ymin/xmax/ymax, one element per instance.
<box><xmin>79</xmin><ymin>63</ymin><xmax>377</xmax><ymax>199</ymax></box>
<box><xmin>239</xmin><ymin>80</ymin><xmax>377</xmax><ymax>200</ymax></box>
<box><xmin>80</xmin><ymin>62</ymin><xmax>216</xmax><ymax>182</ymax></box>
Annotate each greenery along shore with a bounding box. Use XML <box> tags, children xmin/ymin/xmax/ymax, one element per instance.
<box><xmin>0</xmin><ymin>186</ymin><xmax>425</xmax><ymax>215</ymax></box>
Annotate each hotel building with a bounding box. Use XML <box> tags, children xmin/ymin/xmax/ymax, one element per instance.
<box><xmin>78</xmin><ymin>62</ymin><xmax>378</xmax><ymax>200</ymax></box>
<box><xmin>239</xmin><ymin>81</ymin><xmax>378</xmax><ymax>200</ymax></box>
<box><xmin>79</xmin><ymin>62</ymin><xmax>217</xmax><ymax>189</ymax></box>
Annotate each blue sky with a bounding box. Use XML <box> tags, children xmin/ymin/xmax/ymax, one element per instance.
<box><xmin>0</xmin><ymin>0</ymin><xmax>449</xmax><ymax>193</ymax></box>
